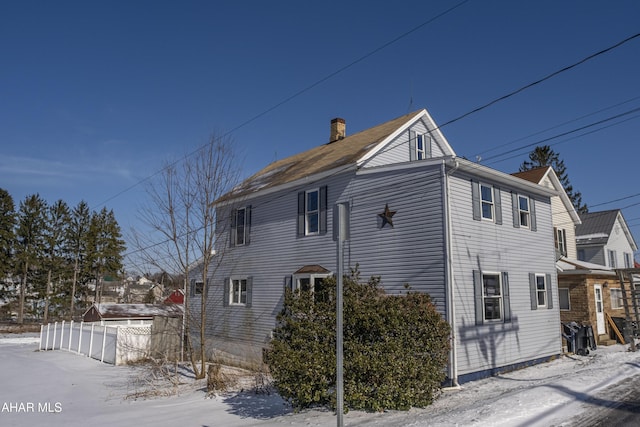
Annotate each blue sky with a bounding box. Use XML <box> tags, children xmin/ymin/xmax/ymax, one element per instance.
<box><xmin>1</xmin><ymin>1</ymin><xmax>639</xmax><ymax>272</ymax></box>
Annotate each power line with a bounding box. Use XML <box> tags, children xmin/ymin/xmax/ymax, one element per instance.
<box><xmin>94</xmin><ymin>0</ymin><xmax>471</xmax><ymax>211</ymax></box>
<box><xmin>436</xmin><ymin>32</ymin><xmax>640</xmax><ymax>130</ymax></box>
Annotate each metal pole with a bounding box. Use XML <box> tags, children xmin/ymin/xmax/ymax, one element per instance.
<box><xmin>336</xmin><ymin>202</ymin><xmax>348</xmax><ymax>427</ymax></box>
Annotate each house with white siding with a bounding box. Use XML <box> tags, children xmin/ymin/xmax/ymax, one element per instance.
<box><xmin>576</xmin><ymin>210</ymin><xmax>637</xmax><ymax>269</ymax></box>
<box><xmin>192</xmin><ymin>109</ymin><xmax>561</xmax><ymax>385</ymax></box>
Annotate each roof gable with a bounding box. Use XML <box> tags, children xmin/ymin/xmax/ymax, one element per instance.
<box><xmin>222</xmin><ymin>109</ymin><xmax>455</xmax><ymax>201</ymax></box>
<box><xmin>512</xmin><ymin>166</ymin><xmax>581</xmax><ymax>226</ymax></box>
<box><xmin>576</xmin><ymin>210</ymin><xmax>638</xmax><ymax>250</ymax></box>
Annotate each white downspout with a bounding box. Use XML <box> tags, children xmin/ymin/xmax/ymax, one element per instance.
<box><xmin>443</xmin><ymin>158</ymin><xmax>459</xmax><ymax>387</ymax></box>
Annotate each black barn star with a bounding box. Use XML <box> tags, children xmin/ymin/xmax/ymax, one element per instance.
<box><xmin>378</xmin><ymin>203</ymin><xmax>396</xmax><ymax>228</ymax></box>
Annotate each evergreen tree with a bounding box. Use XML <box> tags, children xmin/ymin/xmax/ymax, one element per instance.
<box><xmin>42</xmin><ymin>200</ymin><xmax>70</xmax><ymax>323</ymax></box>
<box><xmin>519</xmin><ymin>145</ymin><xmax>588</xmax><ymax>213</ymax></box>
<box><xmin>0</xmin><ymin>189</ymin><xmax>16</xmax><ymax>308</ymax></box>
<box><xmin>66</xmin><ymin>201</ymin><xmax>91</xmax><ymax>318</ymax></box>
<box><xmin>15</xmin><ymin>194</ymin><xmax>47</xmax><ymax>323</ymax></box>
<box><xmin>0</xmin><ymin>189</ymin><xmax>16</xmax><ymax>283</ymax></box>
<box><xmin>86</xmin><ymin>207</ymin><xmax>125</xmax><ymax>303</ymax></box>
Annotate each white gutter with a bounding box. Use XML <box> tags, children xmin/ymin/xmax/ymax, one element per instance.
<box><xmin>443</xmin><ymin>158</ymin><xmax>459</xmax><ymax>386</ymax></box>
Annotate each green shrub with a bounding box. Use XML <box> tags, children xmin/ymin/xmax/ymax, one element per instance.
<box><xmin>266</xmin><ymin>269</ymin><xmax>451</xmax><ymax>411</ymax></box>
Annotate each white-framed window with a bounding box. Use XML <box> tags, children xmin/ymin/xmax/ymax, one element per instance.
<box><xmin>480</xmin><ymin>184</ymin><xmax>494</xmax><ymax>221</ymax></box>
<box><xmin>297</xmin><ymin>186</ymin><xmax>327</xmax><ymax>237</ymax></box>
<box><xmin>535</xmin><ymin>274</ymin><xmax>546</xmax><ymax>307</ymax></box>
<box><xmin>225</xmin><ymin>276</ymin><xmax>252</xmax><ymax>307</ymax></box>
<box><xmin>305</xmin><ymin>189</ymin><xmax>319</xmax><ymax>235</ymax></box>
<box><xmin>231</xmin><ymin>278</ymin><xmax>247</xmax><ymax>305</ymax></box>
<box><xmin>474</xmin><ymin>270</ymin><xmax>511</xmax><ymax>325</ymax></box>
<box><xmin>608</xmin><ymin>250</ymin><xmax>617</xmax><ymax>268</ymax></box>
<box><xmin>482</xmin><ymin>272</ymin><xmax>502</xmax><ymax>321</ymax></box>
<box><xmin>559</xmin><ymin>288</ymin><xmax>570</xmax><ymax>310</ymax></box>
<box><xmin>416</xmin><ymin>134</ymin><xmax>430</xmax><ymax>160</ymax></box>
<box><xmin>529</xmin><ymin>273</ymin><xmax>552</xmax><ymax>310</ymax></box>
<box><xmin>518</xmin><ymin>195</ymin><xmax>530</xmax><ymax>229</ymax></box>
<box><xmin>236</xmin><ymin>207</ymin><xmax>246</xmax><ymax>245</ymax></box>
<box><xmin>554</xmin><ymin>227</ymin><xmax>567</xmax><ymax>256</ymax></box>
<box><xmin>293</xmin><ymin>273</ymin><xmax>332</xmax><ymax>303</ymax></box>
<box><xmin>624</xmin><ymin>252</ymin><xmax>633</xmax><ymax>268</ymax></box>
<box><xmin>611</xmin><ymin>288</ymin><xmax>623</xmax><ymax>309</ymax></box>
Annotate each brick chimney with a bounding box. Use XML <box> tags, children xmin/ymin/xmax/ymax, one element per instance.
<box><xmin>329</xmin><ymin>118</ymin><xmax>346</xmax><ymax>143</ymax></box>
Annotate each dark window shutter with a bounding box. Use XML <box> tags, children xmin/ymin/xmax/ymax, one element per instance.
<box><xmin>246</xmin><ymin>277</ymin><xmax>253</xmax><ymax>308</ymax></box>
<box><xmin>529</xmin><ymin>273</ymin><xmax>538</xmax><ymax>310</ymax></box>
<box><xmin>189</xmin><ymin>278</ymin><xmax>196</xmax><ymax>297</ymax></box>
<box><xmin>494</xmin><ymin>187</ymin><xmax>502</xmax><ymax>225</ymax></box>
<box><xmin>230</xmin><ymin>208</ymin><xmax>237</xmax><ymax>247</ymax></box>
<box><xmin>512</xmin><ymin>192</ymin><xmax>520</xmax><ymax>228</ymax></box>
<box><xmin>530</xmin><ymin>198</ymin><xmax>537</xmax><ymax>231</ymax></box>
<box><xmin>319</xmin><ymin>186</ymin><xmax>328</xmax><ymax>234</ymax></box>
<box><xmin>245</xmin><ymin>205</ymin><xmax>252</xmax><ymax>245</ymax></box>
<box><xmin>471</xmin><ymin>181</ymin><xmax>481</xmax><ymax>221</ymax></box>
<box><xmin>409</xmin><ymin>130</ymin><xmax>417</xmax><ymax>161</ymax></box>
<box><xmin>502</xmin><ymin>272</ymin><xmax>511</xmax><ymax>322</ymax></box>
<box><xmin>297</xmin><ymin>191</ymin><xmax>305</xmax><ymax>236</ymax></box>
<box><xmin>205</xmin><ymin>278</ymin><xmax>210</xmax><ymax>299</ymax></box>
<box><xmin>546</xmin><ymin>273</ymin><xmax>553</xmax><ymax>309</ymax></box>
<box><xmin>473</xmin><ymin>270</ymin><xmax>484</xmax><ymax>325</ymax></box>
<box><xmin>223</xmin><ymin>278</ymin><xmax>230</xmax><ymax>307</ymax></box>
<box><xmin>283</xmin><ymin>275</ymin><xmax>293</xmax><ymax>293</ymax></box>
<box><xmin>553</xmin><ymin>227</ymin><xmax>558</xmax><ymax>249</ymax></box>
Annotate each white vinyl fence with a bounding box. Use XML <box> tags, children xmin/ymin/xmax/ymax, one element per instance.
<box><xmin>39</xmin><ymin>321</ymin><xmax>152</xmax><ymax>365</ymax></box>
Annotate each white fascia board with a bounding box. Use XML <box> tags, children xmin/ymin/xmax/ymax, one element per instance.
<box><xmin>543</xmin><ymin>168</ymin><xmax>582</xmax><ymax>225</ymax></box>
<box><xmin>215</xmin><ymin>164</ymin><xmax>356</xmax><ymax>207</ymax></box>
<box><xmin>455</xmin><ymin>158</ymin><xmax>557</xmax><ymax>198</ymax></box>
<box><xmin>356</xmin><ymin>156</ymin><xmax>451</xmax><ymax>176</ymax></box>
<box><xmin>356</xmin><ymin>109</ymin><xmax>457</xmax><ymax>167</ymax></box>
<box><xmin>615</xmin><ymin>212</ymin><xmax>639</xmax><ymax>251</ymax></box>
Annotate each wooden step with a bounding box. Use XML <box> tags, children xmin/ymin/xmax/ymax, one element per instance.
<box><xmin>598</xmin><ymin>335</ymin><xmax>617</xmax><ymax>346</ymax></box>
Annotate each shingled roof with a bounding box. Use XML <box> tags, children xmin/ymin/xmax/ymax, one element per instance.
<box><xmin>222</xmin><ymin>110</ymin><xmax>424</xmax><ymax>201</ymax></box>
<box><xmin>511</xmin><ymin>167</ymin><xmax>550</xmax><ymax>184</ymax></box>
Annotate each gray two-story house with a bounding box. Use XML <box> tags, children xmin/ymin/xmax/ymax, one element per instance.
<box><xmin>191</xmin><ymin>109</ymin><xmax>561</xmax><ymax>385</ymax></box>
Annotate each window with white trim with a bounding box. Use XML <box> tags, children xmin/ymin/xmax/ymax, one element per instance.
<box><xmin>529</xmin><ymin>273</ymin><xmax>552</xmax><ymax>310</ymax></box>
<box><xmin>293</xmin><ymin>273</ymin><xmax>332</xmax><ymax>303</ymax></box>
<box><xmin>231</xmin><ymin>278</ymin><xmax>247</xmax><ymax>305</ymax></box>
<box><xmin>611</xmin><ymin>288</ymin><xmax>623</xmax><ymax>309</ymax></box>
<box><xmin>416</xmin><ymin>134</ymin><xmax>430</xmax><ymax>160</ymax></box>
<box><xmin>231</xmin><ymin>206</ymin><xmax>251</xmax><ymax>246</ymax></box>
<box><xmin>297</xmin><ymin>186</ymin><xmax>327</xmax><ymax>236</ymax></box>
<box><xmin>559</xmin><ymin>288</ymin><xmax>570</xmax><ymax>310</ymax></box>
<box><xmin>224</xmin><ymin>276</ymin><xmax>253</xmax><ymax>307</ymax></box>
<box><xmin>554</xmin><ymin>227</ymin><xmax>567</xmax><ymax>256</ymax></box>
<box><xmin>518</xmin><ymin>195</ymin><xmax>530</xmax><ymax>229</ymax></box>
<box><xmin>608</xmin><ymin>250</ymin><xmax>617</xmax><ymax>268</ymax></box>
<box><xmin>194</xmin><ymin>280</ymin><xmax>203</xmax><ymax>296</ymax></box>
<box><xmin>481</xmin><ymin>184</ymin><xmax>494</xmax><ymax>221</ymax></box>
<box><xmin>624</xmin><ymin>252</ymin><xmax>633</xmax><ymax>268</ymax></box>
<box><xmin>535</xmin><ymin>274</ymin><xmax>546</xmax><ymax>307</ymax></box>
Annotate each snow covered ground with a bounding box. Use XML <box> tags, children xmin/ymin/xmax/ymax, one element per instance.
<box><xmin>1</xmin><ymin>334</ymin><xmax>640</xmax><ymax>426</ymax></box>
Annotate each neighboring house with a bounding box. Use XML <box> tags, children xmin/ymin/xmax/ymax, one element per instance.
<box><xmin>192</xmin><ymin>109</ymin><xmax>561</xmax><ymax>384</ymax></box>
<box><xmin>512</xmin><ymin>170</ymin><xmax>634</xmax><ymax>344</ymax></box>
<box><xmin>576</xmin><ymin>210</ymin><xmax>637</xmax><ymax>269</ymax></box>
<box><xmin>512</xmin><ymin>167</ymin><xmax>581</xmax><ymax>260</ymax></box>
<box><xmin>165</xmin><ymin>289</ymin><xmax>185</xmax><ymax>305</ymax></box>
<box><xmin>83</xmin><ymin>303</ymin><xmax>183</xmax><ymax>325</ymax></box>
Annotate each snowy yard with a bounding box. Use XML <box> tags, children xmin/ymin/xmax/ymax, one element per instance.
<box><xmin>1</xmin><ymin>334</ymin><xmax>640</xmax><ymax>426</ymax></box>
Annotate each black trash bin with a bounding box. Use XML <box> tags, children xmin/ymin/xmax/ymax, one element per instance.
<box><xmin>562</xmin><ymin>322</ymin><xmax>593</xmax><ymax>355</ymax></box>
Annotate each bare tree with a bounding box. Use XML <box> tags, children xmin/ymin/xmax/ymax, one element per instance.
<box><xmin>132</xmin><ymin>134</ymin><xmax>239</xmax><ymax>379</ymax></box>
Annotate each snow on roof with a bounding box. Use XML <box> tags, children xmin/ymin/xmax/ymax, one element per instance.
<box><xmin>556</xmin><ymin>257</ymin><xmax>615</xmax><ymax>274</ymax></box>
<box><xmin>90</xmin><ymin>303</ymin><xmax>183</xmax><ymax>319</ymax></box>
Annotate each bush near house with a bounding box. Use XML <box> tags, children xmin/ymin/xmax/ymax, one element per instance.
<box><xmin>266</xmin><ymin>269</ymin><xmax>451</xmax><ymax>412</ymax></box>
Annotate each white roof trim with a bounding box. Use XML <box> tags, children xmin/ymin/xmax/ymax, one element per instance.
<box><xmin>356</xmin><ymin>109</ymin><xmax>456</xmax><ymax>167</ymax></box>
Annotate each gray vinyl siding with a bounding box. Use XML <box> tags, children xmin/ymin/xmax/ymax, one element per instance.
<box><xmin>193</xmin><ymin>163</ymin><xmax>448</xmax><ymax>364</ymax></box>
<box><xmin>448</xmin><ymin>171</ymin><xmax>561</xmax><ymax>377</ymax></box>
<box><xmin>346</xmin><ymin>164</ymin><xmax>447</xmax><ymax>310</ymax></box>
<box><xmin>364</xmin><ymin>118</ymin><xmax>449</xmax><ymax>168</ymax></box>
